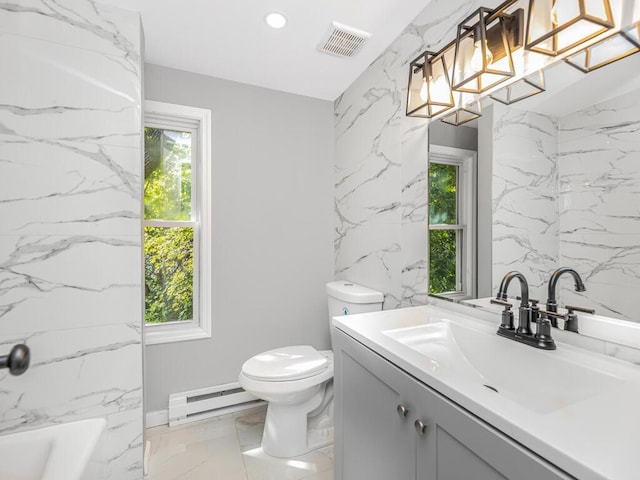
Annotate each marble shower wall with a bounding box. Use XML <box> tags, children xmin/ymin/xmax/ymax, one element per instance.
<box><xmin>558</xmin><ymin>92</ymin><xmax>640</xmax><ymax>322</ymax></box>
<box><xmin>0</xmin><ymin>1</ymin><xmax>144</xmax><ymax>478</ymax></box>
<box><xmin>491</xmin><ymin>103</ymin><xmax>559</xmax><ymax>301</ymax></box>
<box><xmin>334</xmin><ymin>0</ymin><xmax>502</xmax><ymax>308</ymax></box>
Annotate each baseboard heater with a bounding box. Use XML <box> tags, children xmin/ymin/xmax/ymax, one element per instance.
<box><xmin>168</xmin><ymin>382</ymin><xmax>264</xmax><ymax>427</ymax></box>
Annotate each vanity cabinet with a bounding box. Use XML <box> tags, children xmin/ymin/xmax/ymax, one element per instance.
<box><xmin>333</xmin><ymin>328</ymin><xmax>573</xmax><ymax>480</ymax></box>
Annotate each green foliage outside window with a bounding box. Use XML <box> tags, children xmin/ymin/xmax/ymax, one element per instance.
<box><xmin>144</xmin><ymin>227</ymin><xmax>194</xmax><ymax>323</ymax></box>
<box><xmin>429</xmin><ymin>230</ymin><xmax>457</xmax><ymax>294</ymax></box>
<box><xmin>144</xmin><ymin>127</ymin><xmax>194</xmax><ymax>324</ymax></box>
<box><xmin>429</xmin><ymin>163</ymin><xmax>458</xmax><ymax>294</ymax></box>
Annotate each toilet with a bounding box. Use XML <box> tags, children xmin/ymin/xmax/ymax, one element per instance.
<box><xmin>238</xmin><ymin>281</ymin><xmax>384</xmax><ymax>458</ymax></box>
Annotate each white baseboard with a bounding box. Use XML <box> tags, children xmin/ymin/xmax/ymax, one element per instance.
<box><xmin>146</xmin><ymin>409</ymin><xmax>169</xmax><ymax>428</ymax></box>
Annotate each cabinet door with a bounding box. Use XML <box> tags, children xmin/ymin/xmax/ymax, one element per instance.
<box><xmin>413</xmin><ymin>380</ymin><xmax>572</xmax><ymax>480</ymax></box>
<box><xmin>334</xmin><ymin>330</ymin><xmax>416</xmax><ymax>480</ymax></box>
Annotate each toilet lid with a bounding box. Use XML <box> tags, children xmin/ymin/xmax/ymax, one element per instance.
<box><xmin>242</xmin><ymin>345</ymin><xmax>329</xmax><ymax>382</ymax></box>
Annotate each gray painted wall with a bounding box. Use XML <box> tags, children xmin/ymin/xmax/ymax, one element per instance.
<box><xmin>429</xmin><ymin>122</ymin><xmax>478</xmax><ymax>152</ymax></box>
<box><xmin>144</xmin><ymin>64</ymin><xmax>334</xmax><ymax>412</ymax></box>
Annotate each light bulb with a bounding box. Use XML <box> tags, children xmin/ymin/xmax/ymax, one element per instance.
<box><xmin>429</xmin><ymin>75</ymin><xmax>448</xmax><ymax>101</ymax></box>
<box><xmin>420</xmin><ymin>78</ymin><xmax>428</xmax><ymax>101</ymax></box>
<box><xmin>470</xmin><ymin>39</ymin><xmax>493</xmax><ymax>72</ymax></box>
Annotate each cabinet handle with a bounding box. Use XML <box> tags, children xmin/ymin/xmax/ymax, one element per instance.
<box><xmin>0</xmin><ymin>344</ymin><xmax>30</xmax><ymax>376</ymax></box>
<box><xmin>396</xmin><ymin>404</ymin><xmax>408</xmax><ymax>419</ymax></box>
<box><xmin>414</xmin><ymin>419</ymin><xmax>427</xmax><ymax>435</ymax></box>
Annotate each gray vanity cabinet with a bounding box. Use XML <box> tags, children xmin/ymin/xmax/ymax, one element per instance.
<box><xmin>336</xmin><ymin>331</ymin><xmax>416</xmax><ymax>479</ymax></box>
<box><xmin>333</xmin><ymin>328</ymin><xmax>573</xmax><ymax>480</ymax></box>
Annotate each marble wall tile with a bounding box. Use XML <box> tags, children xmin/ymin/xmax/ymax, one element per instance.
<box><xmin>334</xmin><ymin>0</ymin><xmax>497</xmax><ymax>307</ymax></box>
<box><xmin>558</xmin><ymin>91</ymin><xmax>640</xmax><ymax>322</ymax></box>
<box><xmin>0</xmin><ymin>140</ymin><xmax>140</xmax><ymax>235</ymax></box>
<box><xmin>492</xmin><ymin>103</ymin><xmax>559</xmax><ymax>301</ymax></box>
<box><xmin>0</xmin><ymin>0</ymin><xmax>141</xmax><ymax>72</ymax></box>
<box><xmin>106</xmin><ymin>407</ymin><xmax>144</xmax><ymax>479</ymax></box>
<box><xmin>0</xmin><ymin>323</ymin><xmax>142</xmax><ymax>433</ymax></box>
<box><xmin>0</xmin><ymin>1</ymin><xmax>143</xmax><ymax>478</ymax></box>
<box><xmin>0</xmin><ymin>33</ymin><xmax>141</xmax><ymax>149</ymax></box>
<box><xmin>400</xmin><ymin>118</ymin><xmax>428</xmax><ymax>307</ymax></box>
<box><xmin>0</xmin><ymin>234</ymin><xmax>141</xmax><ymax>333</ymax></box>
<box><xmin>335</xmin><ymin>222</ymin><xmax>402</xmax><ymax>308</ymax></box>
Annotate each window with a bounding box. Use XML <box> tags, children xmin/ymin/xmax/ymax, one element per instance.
<box><xmin>144</xmin><ymin>101</ymin><xmax>212</xmax><ymax>344</ymax></box>
<box><xmin>428</xmin><ymin>145</ymin><xmax>476</xmax><ymax>299</ymax></box>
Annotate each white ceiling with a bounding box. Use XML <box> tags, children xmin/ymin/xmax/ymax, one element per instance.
<box><xmin>100</xmin><ymin>0</ymin><xmax>432</xmax><ymax>101</ymax></box>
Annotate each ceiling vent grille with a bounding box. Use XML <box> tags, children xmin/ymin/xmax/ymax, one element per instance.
<box><xmin>318</xmin><ymin>22</ymin><xmax>371</xmax><ymax>58</ymax></box>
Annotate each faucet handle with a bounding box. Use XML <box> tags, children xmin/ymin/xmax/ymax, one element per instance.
<box><xmin>490</xmin><ymin>298</ymin><xmax>512</xmax><ymax>308</ymax></box>
<box><xmin>563</xmin><ymin>305</ymin><xmax>594</xmax><ymax>333</ymax></box>
<box><xmin>538</xmin><ymin>309</ymin><xmax>564</xmax><ymax>327</ymax></box>
<box><xmin>491</xmin><ymin>299</ymin><xmax>515</xmax><ymax>330</ymax></box>
<box><xmin>565</xmin><ymin>305</ymin><xmax>595</xmax><ymax>315</ymax></box>
<box><xmin>538</xmin><ymin>309</ymin><xmax>564</xmax><ymax>319</ymax></box>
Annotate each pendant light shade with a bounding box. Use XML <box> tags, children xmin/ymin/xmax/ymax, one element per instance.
<box><xmin>407</xmin><ymin>50</ymin><xmax>455</xmax><ymax>118</ymax></box>
<box><xmin>452</xmin><ymin>6</ymin><xmax>523</xmax><ymax>93</ymax></box>
<box><xmin>565</xmin><ymin>22</ymin><xmax>640</xmax><ymax>72</ymax></box>
<box><xmin>489</xmin><ymin>69</ymin><xmax>546</xmax><ymax>104</ymax></box>
<box><xmin>526</xmin><ymin>0</ymin><xmax>615</xmax><ymax>56</ymax></box>
<box><xmin>440</xmin><ymin>100</ymin><xmax>482</xmax><ymax>126</ymax></box>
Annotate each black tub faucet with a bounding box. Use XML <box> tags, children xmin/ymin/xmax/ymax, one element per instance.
<box><xmin>546</xmin><ymin>268</ymin><xmax>586</xmax><ymax>326</ymax></box>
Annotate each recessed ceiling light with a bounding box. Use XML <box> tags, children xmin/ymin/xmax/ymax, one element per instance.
<box><xmin>265</xmin><ymin>12</ymin><xmax>287</xmax><ymax>29</ymax></box>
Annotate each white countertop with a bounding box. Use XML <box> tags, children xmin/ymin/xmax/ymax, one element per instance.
<box><xmin>332</xmin><ymin>304</ymin><xmax>640</xmax><ymax>480</ymax></box>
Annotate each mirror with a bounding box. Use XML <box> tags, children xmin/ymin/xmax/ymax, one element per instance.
<box><xmin>428</xmin><ymin>49</ymin><xmax>640</xmax><ymax>323</ymax></box>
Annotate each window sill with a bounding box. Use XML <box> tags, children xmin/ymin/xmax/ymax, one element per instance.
<box><xmin>145</xmin><ymin>321</ymin><xmax>211</xmax><ymax>345</ymax></box>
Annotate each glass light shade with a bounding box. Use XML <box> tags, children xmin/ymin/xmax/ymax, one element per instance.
<box><xmin>407</xmin><ymin>51</ymin><xmax>455</xmax><ymax>118</ymax></box>
<box><xmin>526</xmin><ymin>0</ymin><xmax>615</xmax><ymax>56</ymax></box>
<box><xmin>440</xmin><ymin>100</ymin><xmax>482</xmax><ymax>126</ymax></box>
<box><xmin>453</xmin><ymin>7</ymin><xmax>517</xmax><ymax>93</ymax></box>
<box><xmin>489</xmin><ymin>69</ymin><xmax>546</xmax><ymax>104</ymax></box>
<box><xmin>565</xmin><ymin>22</ymin><xmax>640</xmax><ymax>72</ymax></box>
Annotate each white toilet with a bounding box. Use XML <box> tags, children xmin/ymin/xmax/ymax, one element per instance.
<box><xmin>238</xmin><ymin>281</ymin><xmax>384</xmax><ymax>458</ymax></box>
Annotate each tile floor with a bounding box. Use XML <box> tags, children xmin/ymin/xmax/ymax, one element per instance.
<box><xmin>145</xmin><ymin>406</ymin><xmax>334</xmax><ymax>480</ymax></box>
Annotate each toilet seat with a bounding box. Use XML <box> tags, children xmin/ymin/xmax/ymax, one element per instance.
<box><xmin>242</xmin><ymin>345</ymin><xmax>329</xmax><ymax>382</ymax></box>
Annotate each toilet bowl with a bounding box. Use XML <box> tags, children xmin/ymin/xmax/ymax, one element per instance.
<box><xmin>239</xmin><ymin>281</ymin><xmax>384</xmax><ymax>458</ymax></box>
<box><xmin>239</xmin><ymin>346</ymin><xmax>334</xmax><ymax>457</ymax></box>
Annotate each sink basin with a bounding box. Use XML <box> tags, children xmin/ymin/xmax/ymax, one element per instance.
<box><xmin>384</xmin><ymin>320</ymin><xmax>624</xmax><ymax>413</ymax></box>
<box><xmin>0</xmin><ymin>418</ymin><xmax>106</xmax><ymax>480</ymax></box>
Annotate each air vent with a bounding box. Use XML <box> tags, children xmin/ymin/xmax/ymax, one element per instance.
<box><xmin>318</xmin><ymin>21</ymin><xmax>371</xmax><ymax>58</ymax></box>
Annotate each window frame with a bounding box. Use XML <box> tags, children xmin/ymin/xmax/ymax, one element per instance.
<box><xmin>143</xmin><ymin>100</ymin><xmax>212</xmax><ymax>345</ymax></box>
<box><xmin>428</xmin><ymin>144</ymin><xmax>477</xmax><ymax>300</ymax></box>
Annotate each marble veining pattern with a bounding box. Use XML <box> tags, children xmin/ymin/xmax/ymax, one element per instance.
<box><xmin>0</xmin><ymin>1</ymin><xmax>143</xmax><ymax>478</ymax></box>
<box><xmin>334</xmin><ymin>0</ymin><xmax>497</xmax><ymax>308</ymax></box>
<box><xmin>491</xmin><ymin>103</ymin><xmax>559</xmax><ymax>301</ymax></box>
<box><xmin>558</xmin><ymin>91</ymin><xmax>640</xmax><ymax>322</ymax></box>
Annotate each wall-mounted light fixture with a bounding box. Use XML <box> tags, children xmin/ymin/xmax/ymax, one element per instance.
<box><xmin>564</xmin><ymin>21</ymin><xmax>640</xmax><ymax>71</ymax></box>
<box><xmin>452</xmin><ymin>3</ymin><xmax>524</xmax><ymax>93</ymax></box>
<box><xmin>489</xmin><ymin>69</ymin><xmax>546</xmax><ymax>104</ymax></box>
<box><xmin>440</xmin><ymin>100</ymin><xmax>482</xmax><ymax>126</ymax></box>
<box><xmin>406</xmin><ymin>50</ymin><xmax>455</xmax><ymax>118</ymax></box>
<box><xmin>525</xmin><ymin>0</ymin><xmax>615</xmax><ymax>56</ymax></box>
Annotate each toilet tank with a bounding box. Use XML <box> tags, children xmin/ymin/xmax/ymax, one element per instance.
<box><xmin>326</xmin><ymin>281</ymin><xmax>384</xmax><ymax>318</ymax></box>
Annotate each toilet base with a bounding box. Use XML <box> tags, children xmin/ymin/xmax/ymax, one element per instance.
<box><xmin>261</xmin><ymin>381</ymin><xmax>334</xmax><ymax>458</ymax></box>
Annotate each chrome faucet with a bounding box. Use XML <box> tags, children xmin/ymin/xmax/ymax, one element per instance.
<box><xmin>491</xmin><ymin>271</ymin><xmax>556</xmax><ymax>350</ymax></box>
